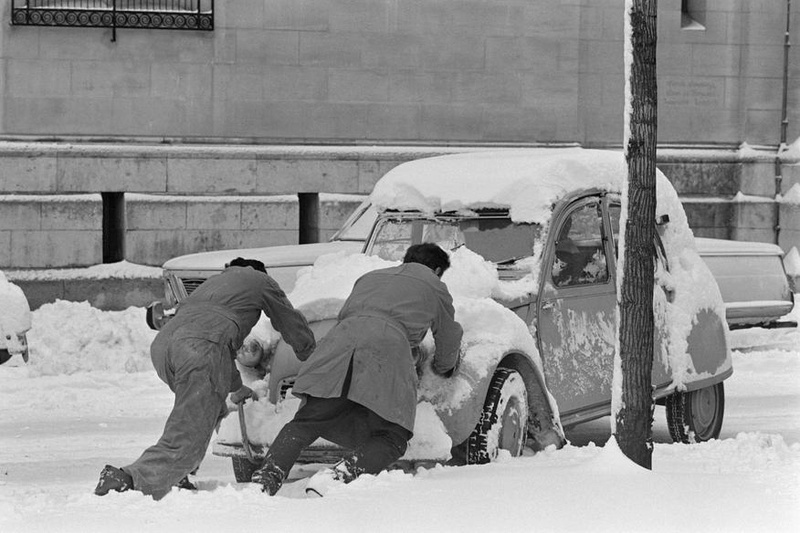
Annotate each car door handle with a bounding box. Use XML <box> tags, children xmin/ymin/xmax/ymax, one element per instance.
<box><xmin>541</xmin><ymin>301</ymin><xmax>554</xmax><ymax>311</ymax></box>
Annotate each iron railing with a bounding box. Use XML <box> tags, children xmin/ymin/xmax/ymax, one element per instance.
<box><xmin>11</xmin><ymin>1</ymin><xmax>214</xmax><ymax>39</ymax></box>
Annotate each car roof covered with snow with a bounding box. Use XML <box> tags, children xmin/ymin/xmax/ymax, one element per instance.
<box><xmin>370</xmin><ymin>148</ymin><xmax>627</xmax><ymax>224</ymax></box>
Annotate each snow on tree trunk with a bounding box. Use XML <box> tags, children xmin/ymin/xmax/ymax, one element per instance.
<box><xmin>613</xmin><ymin>0</ymin><xmax>658</xmax><ymax>469</ymax></box>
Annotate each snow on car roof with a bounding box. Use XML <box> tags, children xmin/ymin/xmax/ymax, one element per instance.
<box><xmin>369</xmin><ymin>148</ymin><xmax>626</xmax><ymax>224</ymax></box>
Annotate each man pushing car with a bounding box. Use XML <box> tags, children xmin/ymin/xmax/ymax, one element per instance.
<box><xmin>251</xmin><ymin>243</ymin><xmax>464</xmax><ymax>497</ymax></box>
<box><xmin>94</xmin><ymin>257</ymin><xmax>315</xmax><ymax>500</ymax></box>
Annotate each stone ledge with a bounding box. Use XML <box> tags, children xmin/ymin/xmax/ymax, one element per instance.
<box><xmin>11</xmin><ymin>277</ymin><xmax>164</xmax><ymax>311</ymax></box>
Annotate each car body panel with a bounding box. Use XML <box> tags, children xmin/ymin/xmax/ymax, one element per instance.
<box><xmin>0</xmin><ymin>273</ymin><xmax>31</xmax><ymax>364</ymax></box>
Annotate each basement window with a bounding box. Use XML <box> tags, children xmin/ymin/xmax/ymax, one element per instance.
<box><xmin>681</xmin><ymin>0</ymin><xmax>706</xmax><ymax>30</ymax></box>
<box><xmin>10</xmin><ymin>1</ymin><xmax>214</xmax><ymax>32</ymax></box>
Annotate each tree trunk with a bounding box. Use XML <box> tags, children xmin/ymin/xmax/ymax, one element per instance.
<box><xmin>614</xmin><ymin>0</ymin><xmax>658</xmax><ymax>469</ymax></box>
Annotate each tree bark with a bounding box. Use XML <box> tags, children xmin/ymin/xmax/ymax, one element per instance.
<box><xmin>615</xmin><ymin>0</ymin><xmax>658</xmax><ymax>469</ymax></box>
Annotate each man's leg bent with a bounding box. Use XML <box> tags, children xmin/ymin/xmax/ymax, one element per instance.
<box><xmin>254</xmin><ymin>396</ymin><xmax>351</xmax><ymax>494</ymax></box>
<box><xmin>347</xmin><ymin>404</ymin><xmax>412</xmax><ymax>475</ymax></box>
<box><xmin>123</xmin><ymin>367</ymin><xmax>225</xmax><ymax>500</ymax></box>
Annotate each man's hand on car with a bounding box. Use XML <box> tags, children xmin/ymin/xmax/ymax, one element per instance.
<box><xmin>229</xmin><ymin>385</ymin><xmax>257</xmax><ymax>405</ymax></box>
<box><xmin>434</xmin><ymin>349</ymin><xmax>463</xmax><ymax>379</ymax></box>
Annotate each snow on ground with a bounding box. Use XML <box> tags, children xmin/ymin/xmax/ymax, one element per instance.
<box><xmin>1</xmin><ymin>300</ymin><xmax>799</xmax><ymax>533</ymax></box>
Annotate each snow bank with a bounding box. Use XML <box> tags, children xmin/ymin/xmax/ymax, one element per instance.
<box><xmin>26</xmin><ymin>301</ymin><xmax>156</xmax><ymax>376</ymax></box>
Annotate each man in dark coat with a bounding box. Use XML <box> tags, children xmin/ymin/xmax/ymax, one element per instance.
<box><xmin>252</xmin><ymin>243</ymin><xmax>463</xmax><ymax>496</ymax></box>
<box><xmin>94</xmin><ymin>257</ymin><xmax>315</xmax><ymax>500</ymax></box>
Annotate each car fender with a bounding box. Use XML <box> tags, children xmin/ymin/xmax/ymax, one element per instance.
<box><xmin>419</xmin><ymin>349</ymin><xmax>564</xmax><ymax>450</ymax></box>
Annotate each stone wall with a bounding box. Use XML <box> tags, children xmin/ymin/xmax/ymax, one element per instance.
<box><xmin>0</xmin><ymin>1</ymin><xmax>796</xmax><ymax>147</ymax></box>
<box><xmin>1</xmin><ymin>141</ymin><xmax>799</xmax><ymax>269</ymax></box>
<box><xmin>0</xmin><ymin>188</ymin><xmax>366</xmax><ymax>268</ymax></box>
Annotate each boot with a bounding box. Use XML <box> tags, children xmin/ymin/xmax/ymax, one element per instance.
<box><xmin>304</xmin><ymin>455</ymin><xmax>362</xmax><ymax>498</ymax></box>
<box><xmin>251</xmin><ymin>462</ymin><xmax>285</xmax><ymax>496</ymax></box>
<box><xmin>175</xmin><ymin>475</ymin><xmax>197</xmax><ymax>491</ymax></box>
<box><xmin>94</xmin><ymin>465</ymin><xmax>133</xmax><ymax>496</ymax></box>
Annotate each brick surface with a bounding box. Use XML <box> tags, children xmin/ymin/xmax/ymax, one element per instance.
<box><xmin>0</xmin><ymin>201</ymin><xmax>41</xmax><ymax>230</ymax></box>
<box><xmin>255</xmin><ymin>159</ymin><xmax>360</xmax><ymax>193</ymax></box>
<box><xmin>240</xmin><ymin>201</ymin><xmax>298</xmax><ymax>230</ymax></box>
<box><xmin>57</xmin><ymin>156</ymin><xmax>167</xmax><ymax>192</ymax></box>
<box><xmin>10</xmin><ymin>230</ymin><xmax>101</xmax><ymax>268</ymax></box>
<box><xmin>40</xmin><ymin>200</ymin><xmax>102</xmax><ymax>231</ymax></box>
<box><xmin>0</xmin><ymin>231</ymin><xmax>11</xmax><ymax>266</ymax></box>
<box><xmin>187</xmin><ymin>202</ymin><xmax>243</xmax><ymax>230</ymax></box>
<box><xmin>167</xmin><ymin>158</ymin><xmax>257</xmax><ymax>194</ymax></box>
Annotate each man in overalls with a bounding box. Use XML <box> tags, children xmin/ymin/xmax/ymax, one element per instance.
<box><xmin>94</xmin><ymin>257</ymin><xmax>315</xmax><ymax>500</ymax></box>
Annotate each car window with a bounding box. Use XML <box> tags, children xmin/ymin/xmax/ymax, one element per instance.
<box><xmin>609</xmin><ymin>201</ymin><xmax>669</xmax><ymax>275</ymax></box>
<box><xmin>552</xmin><ymin>201</ymin><xmax>609</xmax><ymax>287</ymax></box>
<box><xmin>333</xmin><ymin>203</ymin><xmax>378</xmax><ymax>242</ymax></box>
<box><xmin>367</xmin><ymin>216</ymin><xmax>539</xmax><ymax>273</ymax></box>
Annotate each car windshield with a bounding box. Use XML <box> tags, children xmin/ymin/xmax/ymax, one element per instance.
<box><xmin>332</xmin><ymin>202</ymin><xmax>378</xmax><ymax>242</ymax></box>
<box><xmin>367</xmin><ymin>215</ymin><xmax>540</xmax><ymax>266</ymax></box>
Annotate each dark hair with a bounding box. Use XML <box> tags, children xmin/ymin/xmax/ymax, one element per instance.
<box><xmin>226</xmin><ymin>257</ymin><xmax>267</xmax><ymax>274</ymax></box>
<box><xmin>403</xmin><ymin>243</ymin><xmax>451</xmax><ymax>274</ymax></box>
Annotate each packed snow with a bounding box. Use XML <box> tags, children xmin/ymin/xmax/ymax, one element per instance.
<box><xmin>0</xmin><ymin>296</ymin><xmax>798</xmax><ymax>532</ymax></box>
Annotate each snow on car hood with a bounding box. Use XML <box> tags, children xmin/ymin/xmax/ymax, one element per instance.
<box><xmin>161</xmin><ymin>240</ymin><xmax>363</xmax><ymax>271</ymax></box>
<box><xmin>0</xmin><ymin>271</ymin><xmax>32</xmax><ymax>351</ymax></box>
<box><xmin>225</xmin><ymin>247</ymin><xmax>549</xmax><ymax>460</ymax></box>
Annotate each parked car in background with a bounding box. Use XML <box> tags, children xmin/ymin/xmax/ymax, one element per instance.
<box><xmin>0</xmin><ymin>271</ymin><xmax>31</xmax><ymax>365</ymax></box>
<box><xmin>695</xmin><ymin>238</ymin><xmax>795</xmax><ymax>329</ymax></box>
<box><xmin>211</xmin><ymin>149</ymin><xmax>747</xmax><ymax>480</ymax></box>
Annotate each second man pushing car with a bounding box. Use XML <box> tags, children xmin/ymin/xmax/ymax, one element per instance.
<box><xmin>252</xmin><ymin>243</ymin><xmax>464</xmax><ymax>496</ymax></box>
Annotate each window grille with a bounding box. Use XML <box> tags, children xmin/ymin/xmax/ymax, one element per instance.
<box><xmin>11</xmin><ymin>1</ymin><xmax>214</xmax><ymax>38</ymax></box>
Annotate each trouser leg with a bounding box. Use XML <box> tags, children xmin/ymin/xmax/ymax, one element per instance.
<box><xmin>124</xmin><ymin>352</ymin><xmax>226</xmax><ymax>500</ymax></box>
<box><xmin>343</xmin><ymin>404</ymin><xmax>411</xmax><ymax>475</ymax></box>
<box><xmin>262</xmin><ymin>396</ymin><xmax>351</xmax><ymax>476</ymax></box>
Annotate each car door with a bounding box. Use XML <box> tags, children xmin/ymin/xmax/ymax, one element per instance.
<box><xmin>606</xmin><ymin>199</ymin><xmax>672</xmax><ymax>386</ymax></box>
<box><xmin>536</xmin><ymin>196</ymin><xmax>618</xmax><ymax>419</ymax></box>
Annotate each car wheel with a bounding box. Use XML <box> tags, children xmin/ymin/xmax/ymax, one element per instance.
<box><xmin>467</xmin><ymin>368</ymin><xmax>529</xmax><ymax>464</ymax></box>
<box><xmin>231</xmin><ymin>456</ymin><xmax>260</xmax><ymax>483</ymax></box>
<box><xmin>665</xmin><ymin>382</ymin><xmax>725</xmax><ymax>443</ymax></box>
<box><xmin>0</xmin><ymin>349</ymin><xmax>11</xmax><ymax>365</ymax></box>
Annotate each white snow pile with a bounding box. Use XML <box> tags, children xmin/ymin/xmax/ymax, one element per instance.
<box><xmin>5</xmin><ymin>261</ymin><xmax>161</xmax><ymax>281</ymax></box>
<box><xmin>27</xmin><ymin>300</ymin><xmax>156</xmax><ymax>375</ymax></box>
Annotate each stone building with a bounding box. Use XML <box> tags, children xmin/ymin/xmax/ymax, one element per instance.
<box><xmin>0</xmin><ymin>0</ymin><xmax>798</xmax><ymax>269</ymax></box>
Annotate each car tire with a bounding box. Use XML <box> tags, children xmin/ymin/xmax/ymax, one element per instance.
<box><xmin>231</xmin><ymin>456</ymin><xmax>260</xmax><ymax>483</ymax></box>
<box><xmin>665</xmin><ymin>382</ymin><xmax>725</xmax><ymax>443</ymax></box>
<box><xmin>0</xmin><ymin>349</ymin><xmax>11</xmax><ymax>366</ymax></box>
<box><xmin>467</xmin><ymin>368</ymin><xmax>529</xmax><ymax>464</ymax></box>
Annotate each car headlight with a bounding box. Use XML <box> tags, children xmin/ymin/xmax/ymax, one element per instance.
<box><xmin>236</xmin><ymin>337</ymin><xmax>277</xmax><ymax>372</ymax></box>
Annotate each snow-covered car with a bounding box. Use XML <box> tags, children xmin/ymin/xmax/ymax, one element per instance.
<box><xmin>0</xmin><ymin>271</ymin><xmax>31</xmax><ymax>365</ymax></box>
<box><xmin>213</xmin><ymin>149</ymin><xmax>737</xmax><ymax>481</ymax></box>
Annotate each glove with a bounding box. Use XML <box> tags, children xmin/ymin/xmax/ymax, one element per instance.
<box><xmin>433</xmin><ymin>349</ymin><xmax>462</xmax><ymax>379</ymax></box>
<box><xmin>229</xmin><ymin>385</ymin><xmax>257</xmax><ymax>405</ymax></box>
